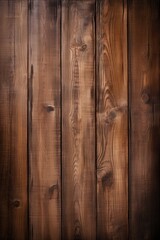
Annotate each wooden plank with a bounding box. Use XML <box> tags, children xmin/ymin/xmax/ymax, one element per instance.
<box><xmin>129</xmin><ymin>0</ymin><xmax>160</xmax><ymax>239</ymax></box>
<box><xmin>0</xmin><ymin>0</ymin><xmax>28</xmax><ymax>239</ymax></box>
<box><xmin>28</xmin><ymin>0</ymin><xmax>61</xmax><ymax>239</ymax></box>
<box><xmin>96</xmin><ymin>0</ymin><xmax>128</xmax><ymax>239</ymax></box>
<box><xmin>61</xmin><ymin>0</ymin><xmax>96</xmax><ymax>239</ymax></box>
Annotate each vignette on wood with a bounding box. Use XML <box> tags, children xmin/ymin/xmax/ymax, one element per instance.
<box><xmin>0</xmin><ymin>0</ymin><xmax>28</xmax><ymax>239</ymax></box>
<box><xmin>128</xmin><ymin>0</ymin><xmax>160</xmax><ymax>239</ymax></box>
<box><xmin>0</xmin><ymin>0</ymin><xmax>159</xmax><ymax>239</ymax></box>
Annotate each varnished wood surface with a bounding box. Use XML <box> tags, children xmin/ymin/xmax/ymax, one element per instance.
<box><xmin>61</xmin><ymin>0</ymin><xmax>96</xmax><ymax>239</ymax></box>
<box><xmin>0</xmin><ymin>0</ymin><xmax>28</xmax><ymax>239</ymax></box>
<box><xmin>28</xmin><ymin>0</ymin><xmax>61</xmax><ymax>239</ymax></box>
<box><xmin>96</xmin><ymin>0</ymin><xmax>128</xmax><ymax>239</ymax></box>
<box><xmin>129</xmin><ymin>0</ymin><xmax>160</xmax><ymax>239</ymax></box>
<box><xmin>0</xmin><ymin>0</ymin><xmax>159</xmax><ymax>239</ymax></box>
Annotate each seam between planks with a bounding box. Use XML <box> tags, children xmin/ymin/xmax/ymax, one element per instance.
<box><xmin>127</xmin><ymin>0</ymin><xmax>131</xmax><ymax>239</ymax></box>
<box><xmin>60</xmin><ymin>0</ymin><xmax>62</xmax><ymax>239</ymax></box>
<box><xmin>27</xmin><ymin>0</ymin><xmax>30</xmax><ymax>239</ymax></box>
<box><xmin>95</xmin><ymin>1</ymin><xmax>97</xmax><ymax>239</ymax></box>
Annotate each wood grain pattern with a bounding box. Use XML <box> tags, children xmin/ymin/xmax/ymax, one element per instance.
<box><xmin>61</xmin><ymin>0</ymin><xmax>96</xmax><ymax>239</ymax></box>
<box><xmin>129</xmin><ymin>0</ymin><xmax>160</xmax><ymax>239</ymax></box>
<box><xmin>96</xmin><ymin>0</ymin><xmax>128</xmax><ymax>239</ymax></box>
<box><xmin>0</xmin><ymin>0</ymin><xmax>28</xmax><ymax>239</ymax></box>
<box><xmin>29</xmin><ymin>0</ymin><xmax>61</xmax><ymax>239</ymax></box>
<box><xmin>0</xmin><ymin>1</ymin><xmax>160</xmax><ymax>239</ymax></box>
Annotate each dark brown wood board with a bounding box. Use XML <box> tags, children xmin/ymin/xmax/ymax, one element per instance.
<box><xmin>61</xmin><ymin>0</ymin><xmax>96</xmax><ymax>239</ymax></box>
<box><xmin>96</xmin><ymin>0</ymin><xmax>128</xmax><ymax>239</ymax></box>
<box><xmin>28</xmin><ymin>0</ymin><xmax>61</xmax><ymax>239</ymax></box>
<box><xmin>0</xmin><ymin>0</ymin><xmax>28</xmax><ymax>239</ymax></box>
<box><xmin>128</xmin><ymin>0</ymin><xmax>160</xmax><ymax>239</ymax></box>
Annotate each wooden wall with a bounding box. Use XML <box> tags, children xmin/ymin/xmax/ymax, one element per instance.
<box><xmin>0</xmin><ymin>0</ymin><xmax>159</xmax><ymax>239</ymax></box>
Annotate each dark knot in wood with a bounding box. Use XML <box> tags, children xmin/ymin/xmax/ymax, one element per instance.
<box><xmin>44</xmin><ymin>104</ymin><xmax>55</xmax><ymax>112</ymax></box>
<box><xmin>141</xmin><ymin>92</ymin><xmax>150</xmax><ymax>104</ymax></box>
<box><xmin>48</xmin><ymin>184</ymin><xmax>58</xmax><ymax>199</ymax></box>
<box><xmin>12</xmin><ymin>199</ymin><xmax>20</xmax><ymax>208</ymax></box>
<box><xmin>102</xmin><ymin>171</ymin><xmax>113</xmax><ymax>188</ymax></box>
<box><xmin>80</xmin><ymin>44</ymin><xmax>87</xmax><ymax>51</ymax></box>
<box><xmin>105</xmin><ymin>110</ymin><xmax>116</xmax><ymax>124</ymax></box>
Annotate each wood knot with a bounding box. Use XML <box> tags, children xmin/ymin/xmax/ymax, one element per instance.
<box><xmin>141</xmin><ymin>92</ymin><xmax>150</xmax><ymax>104</ymax></box>
<box><xmin>74</xmin><ymin>220</ymin><xmax>81</xmax><ymax>239</ymax></box>
<box><xmin>105</xmin><ymin>110</ymin><xmax>116</xmax><ymax>124</ymax></box>
<box><xmin>44</xmin><ymin>104</ymin><xmax>55</xmax><ymax>112</ymax></box>
<box><xmin>80</xmin><ymin>44</ymin><xmax>87</xmax><ymax>51</ymax></box>
<box><xmin>48</xmin><ymin>184</ymin><xmax>58</xmax><ymax>199</ymax></box>
<box><xmin>12</xmin><ymin>199</ymin><xmax>20</xmax><ymax>208</ymax></box>
<box><xmin>97</xmin><ymin>161</ymin><xmax>113</xmax><ymax>188</ymax></box>
<box><xmin>104</xmin><ymin>105</ymin><xmax>127</xmax><ymax>125</ymax></box>
<box><xmin>102</xmin><ymin>171</ymin><xmax>113</xmax><ymax>188</ymax></box>
<box><xmin>74</xmin><ymin>226</ymin><xmax>81</xmax><ymax>239</ymax></box>
<box><xmin>70</xmin><ymin>40</ymin><xmax>87</xmax><ymax>53</ymax></box>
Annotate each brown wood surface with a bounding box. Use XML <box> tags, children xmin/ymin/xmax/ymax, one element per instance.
<box><xmin>129</xmin><ymin>0</ymin><xmax>160</xmax><ymax>239</ymax></box>
<box><xmin>0</xmin><ymin>0</ymin><xmax>160</xmax><ymax>239</ymax></box>
<box><xmin>96</xmin><ymin>0</ymin><xmax>128</xmax><ymax>239</ymax></box>
<box><xmin>61</xmin><ymin>0</ymin><xmax>96</xmax><ymax>239</ymax></box>
<box><xmin>0</xmin><ymin>0</ymin><xmax>28</xmax><ymax>239</ymax></box>
<box><xmin>28</xmin><ymin>0</ymin><xmax>61</xmax><ymax>239</ymax></box>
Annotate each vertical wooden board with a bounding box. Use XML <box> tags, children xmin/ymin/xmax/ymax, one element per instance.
<box><xmin>61</xmin><ymin>0</ymin><xmax>96</xmax><ymax>239</ymax></box>
<box><xmin>96</xmin><ymin>0</ymin><xmax>128</xmax><ymax>239</ymax></box>
<box><xmin>29</xmin><ymin>0</ymin><xmax>61</xmax><ymax>239</ymax></box>
<box><xmin>129</xmin><ymin>0</ymin><xmax>160</xmax><ymax>239</ymax></box>
<box><xmin>0</xmin><ymin>0</ymin><xmax>28</xmax><ymax>239</ymax></box>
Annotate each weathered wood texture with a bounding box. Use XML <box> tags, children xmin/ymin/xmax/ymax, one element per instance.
<box><xmin>28</xmin><ymin>0</ymin><xmax>61</xmax><ymax>239</ymax></box>
<box><xmin>129</xmin><ymin>0</ymin><xmax>160</xmax><ymax>239</ymax></box>
<box><xmin>61</xmin><ymin>0</ymin><xmax>96</xmax><ymax>239</ymax></box>
<box><xmin>0</xmin><ymin>0</ymin><xmax>28</xmax><ymax>239</ymax></box>
<box><xmin>0</xmin><ymin>0</ymin><xmax>160</xmax><ymax>239</ymax></box>
<box><xmin>96</xmin><ymin>0</ymin><xmax>128</xmax><ymax>239</ymax></box>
